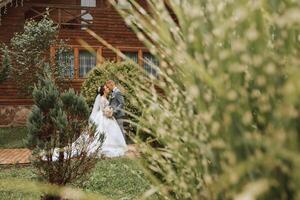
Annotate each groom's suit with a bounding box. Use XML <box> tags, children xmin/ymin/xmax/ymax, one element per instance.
<box><xmin>110</xmin><ymin>87</ymin><xmax>125</xmax><ymax>136</ymax></box>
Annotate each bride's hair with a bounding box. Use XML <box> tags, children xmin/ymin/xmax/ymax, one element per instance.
<box><xmin>98</xmin><ymin>85</ymin><xmax>105</xmax><ymax>96</ymax></box>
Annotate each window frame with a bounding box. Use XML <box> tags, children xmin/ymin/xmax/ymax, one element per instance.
<box><xmin>116</xmin><ymin>47</ymin><xmax>160</xmax><ymax>74</ymax></box>
<box><xmin>142</xmin><ymin>51</ymin><xmax>160</xmax><ymax>76</ymax></box>
<box><xmin>50</xmin><ymin>46</ymin><xmax>160</xmax><ymax>80</ymax></box>
<box><xmin>50</xmin><ymin>45</ymin><xmax>103</xmax><ymax>80</ymax></box>
<box><xmin>118</xmin><ymin>50</ymin><xmax>139</xmax><ymax>64</ymax></box>
<box><xmin>80</xmin><ymin>0</ymin><xmax>97</xmax><ymax>7</ymax></box>
<box><xmin>78</xmin><ymin>48</ymin><xmax>97</xmax><ymax>78</ymax></box>
<box><xmin>116</xmin><ymin>47</ymin><xmax>146</xmax><ymax>66</ymax></box>
<box><xmin>57</xmin><ymin>49</ymin><xmax>75</xmax><ymax>79</ymax></box>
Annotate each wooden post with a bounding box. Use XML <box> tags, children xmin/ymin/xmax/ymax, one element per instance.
<box><xmin>58</xmin><ymin>8</ymin><xmax>62</xmax><ymax>27</ymax></box>
<box><xmin>50</xmin><ymin>46</ymin><xmax>56</xmax><ymax>66</ymax></box>
<box><xmin>138</xmin><ymin>49</ymin><xmax>143</xmax><ymax>66</ymax></box>
<box><xmin>74</xmin><ymin>48</ymin><xmax>79</xmax><ymax>79</ymax></box>
<box><xmin>97</xmin><ymin>47</ymin><xmax>103</xmax><ymax>64</ymax></box>
<box><xmin>116</xmin><ymin>53</ymin><xmax>121</xmax><ymax>62</ymax></box>
<box><xmin>115</xmin><ymin>47</ymin><xmax>121</xmax><ymax>62</ymax></box>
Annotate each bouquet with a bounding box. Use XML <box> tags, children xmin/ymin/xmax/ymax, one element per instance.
<box><xmin>103</xmin><ymin>106</ymin><xmax>114</xmax><ymax>118</ymax></box>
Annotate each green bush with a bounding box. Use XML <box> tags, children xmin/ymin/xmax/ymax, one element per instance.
<box><xmin>81</xmin><ymin>61</ymin><xmax>147</xmax><ymax>133</ymax></box>
<box><xmin>0</xmin><ymin>45</ymin><xmax>11</xmax><ymax>84</ymax></box>
<box><xmin>0</xmin><ymin>16</ymin><xmax>68</xmax><ymax>95</ymax></box>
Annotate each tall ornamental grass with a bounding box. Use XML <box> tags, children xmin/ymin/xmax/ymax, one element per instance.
<box><xmin>106</xmin><ymin>0</ymin><xmax>300</xmax><ymax>199</ymax></box>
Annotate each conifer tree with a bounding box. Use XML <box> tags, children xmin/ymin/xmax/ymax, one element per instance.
<box><xmin>27</xmin><ymin>66</ymin><xmax>103</xmax><ymax>200</ymax></box>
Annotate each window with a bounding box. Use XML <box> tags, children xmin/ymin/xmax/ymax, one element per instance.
<box><xmin>117</xmin><ymin>49</ymin><xmax>159</xmax><ymax>76</ymax></box>
<box><xmin>143</xmin><ymin>52</ymin><xmax>159</xmax><ymax>76</ymax></box>
<box><xmin>81</xmin><ymin>0</ymin><xmax>96</xmax><ymax>7</ymax></box>
<box><xmin>79</xmin><ymin>50</ymin><xmax>96</xmax><ymax>78</ymax></box>
<box><xmin>57</xmin><ymin>51</ymin><xmax>75</xmax><ymax>79</ymax></box>
<box><xmin>52</xmin><ymin>46</ymin><xmax>102</xmax><ymax>80</ymax></box>
<box><xmin>123</xmin><ymin>51</ymin><xmax>138</xmax><ymax>63</ymax></box>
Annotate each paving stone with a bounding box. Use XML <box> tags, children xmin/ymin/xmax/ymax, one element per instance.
<box><xmin>0</xmin><ymin>149</ymin><xmax>31</xmax><ymax>165</ymax></box>
<box><xmin>0</xmin><ymin>145</ymin><xmax>139</xmax><ymax>165</ymax></box>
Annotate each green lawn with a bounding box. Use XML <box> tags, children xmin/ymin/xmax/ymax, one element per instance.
<box><xmin>0</xmin><ymin>127</ymin><xmax>135</xmax><ymax>148</ymax></box>
<box><xmin>0</xmin><ymin>127</ymin><xmax>28</xmax><ymax>148</ymax></box>
<box><xmin>0</xmin><ymin>159</ymin><xmax>158</xmax><ymax>200</ymax></box>
<box><xmin>0</xmin><ymin>127</ymin><xmax>158</xmax><ymax>199</ymax></box>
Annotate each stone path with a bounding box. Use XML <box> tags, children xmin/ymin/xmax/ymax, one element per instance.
<box><xmin>0</xmin><ymin>149</ymin><xmax>31</xmax><ymax>165</ymax></box>
<box><xmin>0</xmin><ymin>145</ymin><xmax>139</xmax><ymax>165</ymax></box>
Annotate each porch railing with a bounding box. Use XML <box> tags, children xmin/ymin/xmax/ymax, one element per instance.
<box><xmin>26</xmin><ymin>3</ymin><xmax>94</xmax><ymax>27</ymax></box>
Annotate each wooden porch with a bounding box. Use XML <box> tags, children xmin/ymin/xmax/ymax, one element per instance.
<box><xmin>25</xmin><ymin>3</ymin><xmax>96</xmax><ymax>28</ymax></box>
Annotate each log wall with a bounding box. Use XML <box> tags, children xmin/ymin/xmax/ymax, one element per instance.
<box><xmin>0</xmin><ymin>0</ymin><xmax>149</xmax><ymax>126</ymax></box>
<box><xmin>0</xmin><ymin>0</ymin><xmax>148</xmax><ymax>106</ymax></box>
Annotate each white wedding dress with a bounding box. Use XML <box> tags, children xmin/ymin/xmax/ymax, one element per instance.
<box><xmin>89</xmin><ymin>95</ymin><xmax>127</xmax><ymax>157</ymax></box>
<box><xmin>47</xmin><ymin>95</ymin><xmax>127</xmax><ymax>161</ymax></box>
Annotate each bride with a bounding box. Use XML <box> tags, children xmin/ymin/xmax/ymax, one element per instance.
<box><xmin>47</xmin><ymin>85</ymin><xmax>127</xmax><ymax>161</ymax></box>
<box><xmin>89</xmin><ymin>84</ymin><xmax>127</xmax><ymax>157</ymax></box>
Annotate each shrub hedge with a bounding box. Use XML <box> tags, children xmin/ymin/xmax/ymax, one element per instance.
<box><xmin>81</xmin><ymin>61</ymin><xmax>147</xmax><ymax>134</ymax></box>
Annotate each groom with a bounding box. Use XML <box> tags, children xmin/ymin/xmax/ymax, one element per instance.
<box><xmin>106</xmin><ymin>80</ymin><xmax>126</xmax><ymax>137</ymax></box>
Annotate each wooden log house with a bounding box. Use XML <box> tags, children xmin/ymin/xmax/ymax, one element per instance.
<box><xmin>0</xmin><ymin>0</ymin><xmax>158</xmax><ymax>126</ymax></box>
